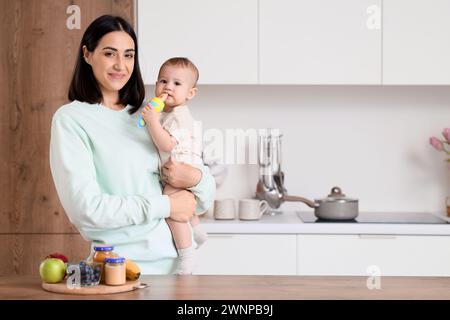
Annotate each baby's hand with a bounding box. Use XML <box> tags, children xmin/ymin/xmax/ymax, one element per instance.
<box><xmin>141</xmin><ymin>104</ymin><xmax>160</xmax><ymax>124</ymax></box>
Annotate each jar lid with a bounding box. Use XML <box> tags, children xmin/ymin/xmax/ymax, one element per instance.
<box><xmin>104</xmin><ymin>257</ymin><xmax>125</xmax><ymax>263</ymax></box>
<box><xmin>93</xmin><ymin>245</ymin><xmax>114</xmax><ymax>251</ymax></box>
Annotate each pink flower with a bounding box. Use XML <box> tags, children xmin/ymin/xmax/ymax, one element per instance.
<box><xmin>430</xmin><ymin>136</ymin><xmax>444</xmax><ymax>151</ymax></box>
<box><xmin>443</xmin><ymin>128</ymin><xmax>450</xmax><ymax>143</ymax></box>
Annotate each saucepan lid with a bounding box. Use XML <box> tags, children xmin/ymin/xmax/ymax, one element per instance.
<box><xmin>316</xmin><ymin>186</ymin><xmax>358</xmax><ymax>204</ymax></box>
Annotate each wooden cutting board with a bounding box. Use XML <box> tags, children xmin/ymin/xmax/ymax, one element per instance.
<box><xmin>42</xmin><ymin>280</ymin><xmax>144</xmax><ymax>295</ymax></box>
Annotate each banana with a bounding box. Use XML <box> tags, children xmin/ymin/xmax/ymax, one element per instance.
<box><xmin>125</xmin><ymin>259</ymin><xmax>141</xmax><ymax>280</ymax></box>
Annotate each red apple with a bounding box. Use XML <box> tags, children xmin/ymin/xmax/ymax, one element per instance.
<box><xmin>45</xmin><ymin>253</ymin><xmax>68</xmax><ymax>263</ymax></box>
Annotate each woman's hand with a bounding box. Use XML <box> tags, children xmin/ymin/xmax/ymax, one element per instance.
<box><xmin>162</xmin><ymin>156</ymin><xmax>202</xmax><ymax>189</ymax></box>
<box><xmin>168</xmin><ymin>190</ymin><xmax>197</xmax><ymax>222</ymax></box>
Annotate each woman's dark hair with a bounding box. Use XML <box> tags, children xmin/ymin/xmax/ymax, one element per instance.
<box><xmin>68</xmin><ymin>15</ymin><xmax>144</xmax><ymax>114</ymax></box>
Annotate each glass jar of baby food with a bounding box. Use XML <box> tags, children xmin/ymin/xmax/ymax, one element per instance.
<box><xmin>104</xmin><ymin>257</ymin><xmax>126</xmax><ymax>286</ymax></box>
<box><xmin>91</xmin><ymin>244</ymin><xmax>116</xmax><ymax>283</ymax></box>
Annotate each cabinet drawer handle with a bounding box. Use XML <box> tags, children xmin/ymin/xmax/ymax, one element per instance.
<box><xmin>208</xmin><ymin>234</ymin><xmax>235</xmax><ymax>239</ymax></box>
<box><xmin>358</xmin><ymin>234</ymin><xmax>397</xmax><ymax>239</ymax></box>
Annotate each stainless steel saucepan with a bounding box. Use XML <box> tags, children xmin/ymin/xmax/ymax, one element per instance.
<box><xmin>283</xmin><ymin>186</ymin><xmax>359</xmax><ymax>220</ymax></box>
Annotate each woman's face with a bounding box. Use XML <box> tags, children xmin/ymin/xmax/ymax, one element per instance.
<box><xmin>84</xmin><ymin>31</ymin><xmax>135</xmax><ymax>96</ymax></box>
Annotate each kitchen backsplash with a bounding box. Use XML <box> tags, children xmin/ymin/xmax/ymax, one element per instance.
<box><xmin>145</xmin><ymin>85</ymin><xmax>450</xmax><ymax>214</ymax></box>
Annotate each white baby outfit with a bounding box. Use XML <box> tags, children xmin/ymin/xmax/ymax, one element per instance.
<box><xmin>159</xmin><ymin>104</ymin><xmax>207</xmax><ymax>275</ymax></box>
<box><xmin>159</xmin><ymin>105</ymin><xmax>203</xmax><ymax>169</ymax></box>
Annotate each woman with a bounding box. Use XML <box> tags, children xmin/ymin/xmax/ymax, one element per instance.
<box><xmin>49</xmin><ymin>15</ymin><xmax>215</xmax><ymax>274</ymax></box>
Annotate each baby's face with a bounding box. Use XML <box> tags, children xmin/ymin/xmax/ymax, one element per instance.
<box><xmin>155</xmin><ymin>65</ymin><xmax>197</xmax><ymax>108</ymax></box>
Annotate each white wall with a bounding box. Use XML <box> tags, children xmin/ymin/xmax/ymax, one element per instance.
<box><xmin>146</xmin><ymin>85</ymin><xmax>450</xmax><ymax>214</ymax></box>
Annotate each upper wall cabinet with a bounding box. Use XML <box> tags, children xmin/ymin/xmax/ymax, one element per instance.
<box><xmin>137</xmin><ymin>0</ymin><xmax>448</xmax><ymax>85</ymax></box>
<box><xmin>137</xmin><ymin>0</ymin><xmax>258</xmax><ymax>84</ymax></box>
<box><xmin>383</xmin><ymin>0</ymin><xmax>450</xmax><ymax>84</ymax></box>
<box><xmin>259</xmin><ymin>0</ymin><xmax>382</xmax><ymax>84</ymax></box>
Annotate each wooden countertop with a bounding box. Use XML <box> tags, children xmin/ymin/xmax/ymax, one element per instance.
<box><xmin>2</xmin><ymin>275</ymin><xmax>450</xmax><ymax>300</ymax></box>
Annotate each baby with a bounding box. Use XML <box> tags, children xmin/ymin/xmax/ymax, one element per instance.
<box><xmin>141</xmin><ymin>57</ymin><xmax>207</xmax><ymax>275</ymax></box>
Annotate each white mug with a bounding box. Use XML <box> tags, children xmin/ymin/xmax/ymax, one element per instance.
<box><xmin>238</xmin><ymin>199</ymin><xmax>269</xmax><ymax>220</ymax></box>
<box><xmin>214</xmin><ymin>199</ymin><xmax>236</xmax><ymax>220</ymax></box>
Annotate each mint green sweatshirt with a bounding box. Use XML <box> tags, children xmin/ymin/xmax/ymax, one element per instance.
<box><xmin>49</xmin><ymin>100</ymin><xmax>215</xmax><ymax>274</ymax></box>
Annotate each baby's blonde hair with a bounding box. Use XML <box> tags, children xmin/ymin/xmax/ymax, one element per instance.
<box><xmin>158</xmin><ymin>57</ymin><xmax>199</xmax><ymax>86</ymax></box>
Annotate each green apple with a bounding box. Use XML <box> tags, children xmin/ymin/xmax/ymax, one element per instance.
<box><xmin>39</xmin><ymin>258</ymin><xmax>66</xmax><ymax>283</ymax></box>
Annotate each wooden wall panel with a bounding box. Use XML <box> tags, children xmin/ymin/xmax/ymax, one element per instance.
<box><xmin>0</xmin><ymin>0</ymin><xmax>17</xmax><ymax>236</ymax></box>
<box><xmin>1</xmin><ymin>0</ymin><xmax>134</xmax><ymax>274</ymax></box>
<box><xmin>0</xmin><ymin>234</ymin><xmax>91</xmax><ymax>275</ymax></box>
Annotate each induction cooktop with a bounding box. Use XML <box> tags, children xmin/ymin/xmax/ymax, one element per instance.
<box><xmin>297</xmin><ymin>212</ymin><xmax>449</xmax><ymax>224</ymax></box>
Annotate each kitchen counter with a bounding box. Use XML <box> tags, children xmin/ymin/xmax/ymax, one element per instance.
<box><xmin>200</xmin><ymin>211</ymin><xmax>450</xmax><ymax>235</ymax></box>
<box><xmin>3</xmin><ymin>275</ymin><xmax>450</xmax><ymax>300</ymax></box>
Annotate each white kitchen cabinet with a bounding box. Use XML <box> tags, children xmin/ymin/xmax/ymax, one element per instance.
<box><xmin>194</xmin><ymin>234</ymin><xmax>297</xmax><ymax>275</ymax></box>
<box><xmin>259</xmin><ymin>0</ymin><xmax>381</xmax><ymax>84</ymax></box>
<box><xmin>137</xmin><ymin>0</ymin><xmax>450</xmax><ymax>85</ymax></box>
<box><xmin>297</xmin><ymin>234</ymin><xmax>450</xmax><ymax>276</ymax></box>
<box><xmin>383</xmin><ymin>0</ymin><xmax>450</xmax><ymax>84</ymax></box>
<box><xmin>137</xmin><ymin>0</ymin><xmax>258</xmax><ymax>84</ymax></box>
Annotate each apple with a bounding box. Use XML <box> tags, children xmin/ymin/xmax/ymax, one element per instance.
<box><xmin>39</xmin><ymin>258</ymin><xmax>66</xmax><ymax>283</ymax></box>
<box><xmin>45</xmin><ymin>253</ymin><xmax>68</xmax><ymax>263</ymax></box>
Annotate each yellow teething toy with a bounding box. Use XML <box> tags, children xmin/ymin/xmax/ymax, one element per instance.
<box><xmin>138</xmin><ymin>96</ymin><xmax>166</xmax><ymax>128</ymax></box>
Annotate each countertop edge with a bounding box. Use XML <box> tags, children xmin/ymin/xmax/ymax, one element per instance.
<box><xmin>201</xmin><ymin>211</ymin><xmax>450</xmax><ymax>236</ymax></box>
